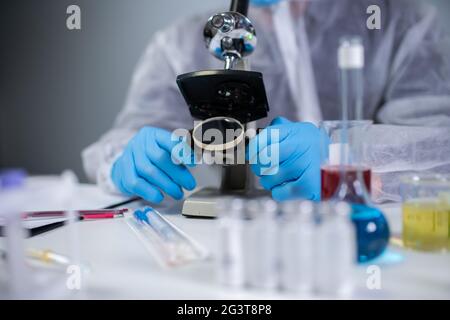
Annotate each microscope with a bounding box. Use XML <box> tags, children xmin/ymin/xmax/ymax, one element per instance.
<box><xmin>176</xmin><ymin>0</ymin><xmax>270</xmax><ymax>217</ymax></box>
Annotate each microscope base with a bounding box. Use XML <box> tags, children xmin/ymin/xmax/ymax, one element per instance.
<box><xmin>182</xmin><ymin>187</ymin><xmax>268</xmax><ymax>218</ymax></box>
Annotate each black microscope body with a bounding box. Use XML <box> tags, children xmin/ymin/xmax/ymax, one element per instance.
<box><xmin>176</xmin><ymin>0</ymin><xmax>270</xmax><ymax>217</ymax></box>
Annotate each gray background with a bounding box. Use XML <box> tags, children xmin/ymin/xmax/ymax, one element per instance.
<box><xmin>1</xmin><ymin>0</ymin><xmax>449</xmax><ymax>182</ymax></box>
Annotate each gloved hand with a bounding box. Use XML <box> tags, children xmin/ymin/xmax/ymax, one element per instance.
<box><xmin>111</xmin><ymin>127</ymin><xmax>196</xmax><ymax>203</ymax></box>
<box><xmin>247</xmin><ymin>117</ymin><xmax>325</xmax><ymax>201</ymax></box>
<box><xmin>250</xmin><ymin>0</ymin><xmax>282</xmax><ymax>7</ymax></box>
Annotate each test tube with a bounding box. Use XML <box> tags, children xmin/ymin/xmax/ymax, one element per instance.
<box><xmin>244</xmin><ymin>198</ymin><xmax>278</xmax><ymax>290</ymax></box>
<box><xmin>279</xmin><ymin>201</ymin><xmax>315</xmax><ymax>294</ymax></box>
<box><xmin>216</xmin><ymin>198</ymin><xmax>246</xmax><ymax>288</ymax></box>
<box><xmin>3</xmin><ymin>212</ymin><xmax>31</xmax><ymax>298</ymax></box>
<box><xmin>128</xmin><ymin>207</ymin><xmax>208</xmax><ymax>268</ymax></box>
<box><xmin>314</xmin><ymin>201</ymin><xmax>355</xmax><ymax>297</ymax></box>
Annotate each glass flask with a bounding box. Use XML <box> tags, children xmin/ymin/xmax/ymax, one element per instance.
<box><xmin>320</xmin><ymin>36</ymin><xmax>390</xmax><ymax>263</ymax></box>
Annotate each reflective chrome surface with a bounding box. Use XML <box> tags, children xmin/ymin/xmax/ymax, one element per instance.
<box><xmin>203</xmin><ymin>12</ymin><xmax>257</xmax><ymax>69</ymax></box>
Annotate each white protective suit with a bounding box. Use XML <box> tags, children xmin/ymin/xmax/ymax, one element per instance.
<box><xmin>82</xmin><ymin>0</ymin><xmax>450</xmax><ymax>203</ymax></box>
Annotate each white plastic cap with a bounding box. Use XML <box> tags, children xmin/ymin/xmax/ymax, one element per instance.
<box><xmin>263</xmin><ymin>198</ymin><xmax>278</xmax><ymax>213</ymax></box>
<box><xmin>338</xmin><ymin>37</ymin><xmax>364</xmax><ymax>69</ymax></box>
<box><xmin>335</xmin><ymin>201</ymin><xmax>352</xmax><ymax>218</ymax></box>
<box><xmin>230</xmin><ymin>198</ymin><xmax>244</xmax><ymax>212</ymax></box>
<box><xmin>281</xmin><ymin>200</ymin><xmax>299</xmax><ymax>214</ymax></box>
<box><xmin>246</xmin><ymin>199</ymin><xmax>261</xmax><ymax>218</ymax></box>
<box><xmin>299</xmin><ymin>200</ymin><xmax>314</xmax><ymax>217</ymax></box>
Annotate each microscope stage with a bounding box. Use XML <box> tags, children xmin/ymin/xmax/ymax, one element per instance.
<box><xmin>182</xmin><ymin>187</ymin><xmax>269</xmax><ymax>218</ymax></box>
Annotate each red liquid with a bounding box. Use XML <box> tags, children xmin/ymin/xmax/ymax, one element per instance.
<box><xmin>321</xmin><ymin>165</ymin><xmax>371</xmax><ymax>200</ymax></box>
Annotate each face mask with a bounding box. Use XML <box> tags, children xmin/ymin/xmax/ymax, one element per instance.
<box><xmin>250</xmin><ymin>0</ymin><xmax>282</xmax><ymax>7</ymax></box>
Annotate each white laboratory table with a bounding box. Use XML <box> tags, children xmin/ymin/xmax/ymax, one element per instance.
<box><xmin>19</xmin><ymin>183</ymin><xmax>450</xmax><ymax>299</ymax></box>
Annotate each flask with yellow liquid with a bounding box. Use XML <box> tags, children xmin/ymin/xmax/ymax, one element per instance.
<box><xmin>401</xmin><ymin>175</ymin><xmax>450</xmax><ymax>252</ymax></box>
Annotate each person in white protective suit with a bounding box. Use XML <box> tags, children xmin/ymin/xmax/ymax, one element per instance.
<box><xmin>82</xmin><ymin>0</ymin><xmax>450</xmax><ymax>204</ymax></box>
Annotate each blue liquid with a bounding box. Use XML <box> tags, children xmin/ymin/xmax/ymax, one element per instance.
<box><xmin>351</xmin><ymin>204</ymin><xmax>390</xmax><ymax>263</ymax></box>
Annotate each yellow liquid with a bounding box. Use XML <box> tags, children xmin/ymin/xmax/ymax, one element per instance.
<box><xmin>402</xmin><ymin>197</ymin><xmax>450</xmax><ymax>252</ymax></box>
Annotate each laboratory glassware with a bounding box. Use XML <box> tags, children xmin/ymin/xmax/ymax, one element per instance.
<box><xmin>320</xmin><ymin>120</ymin><xmax>373</xmax><ymax>201</ymax></box>
<box><xmin>215</xmin><ymin>198</ymin><xmax>359</xmax><ymax>297</ymax></box>
<box><xmin>322</xmin><ymin>36</ymin><xmax>390</xmax><ymax>263</ymax></box>
<box><xmin>315</xmin><ymin>201</ymin><xmax>355</xmax><ymax>297</ymax></box>
<box><xmin>216</xmin><ymin>198</ymin><xmax>246</xmax><ymax>287</ymax></box>
<box><xmin>0</xmin><ymin>170</ymin><xmax>83</xmax><ymax>299</ymax></box>
<box><xmin>128</xmin><ymin>206</ymin><xmax>209</xmax><ymax>268</ymax></box>
<box><xmin>244</xmin><ymin>198</ymin><xmax>278</xmax><ymax>290</ymax></box>
<box><xmin>400</xmin><ymin>174</ymin><xmax>450</xmax><ymax>252</ymax></box>
<box><xmin>279</xmin><ymin>201</ymin><xmax>314</xmax><ymax>294</ymax></box>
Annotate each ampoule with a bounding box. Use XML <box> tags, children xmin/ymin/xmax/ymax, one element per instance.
<box><xmin>279</xmin><ymin>201</ymin><xmax>314</xmax><ymax>295</ymax></box>
<box><xmin>315</xmin><ymin>201</ymin><xmax>355</xmax><ymax>297</ymax></box>
<box><xmin>244</xmin><ymin>198</ymin><xmax>278</xmax><ymax>290</ymax></box>
<box><xmin>216</xmin><ymin>198</ymin><xmax>246</xmax><ymax>288</ymax></box>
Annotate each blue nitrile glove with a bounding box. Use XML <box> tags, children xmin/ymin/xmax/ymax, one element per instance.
<box><xmin>251</xmin><ymin>0</ymin><xmax>282</xmax><ymax>7</ymax></box>
<box><xmin>111</xmin><ymin>127</ymin><xmax>196</xmax><ymax>203</ymax></box>
<box><xmin>247</xmin><ymin>116</ymin><xmax>326</xmax><ymax>202</ymax></box>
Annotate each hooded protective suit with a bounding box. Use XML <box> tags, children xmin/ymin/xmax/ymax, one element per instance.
<box><xmin>82</xmin><ymin>0</ymin><xmax>450</xmax><ymax>203</ymax></box>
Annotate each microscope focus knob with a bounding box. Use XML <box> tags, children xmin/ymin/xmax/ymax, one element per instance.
<box><xmin>221</xmin><ymin>36</ymin><xmax>234</xmax><ymax>50</ymax></box>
